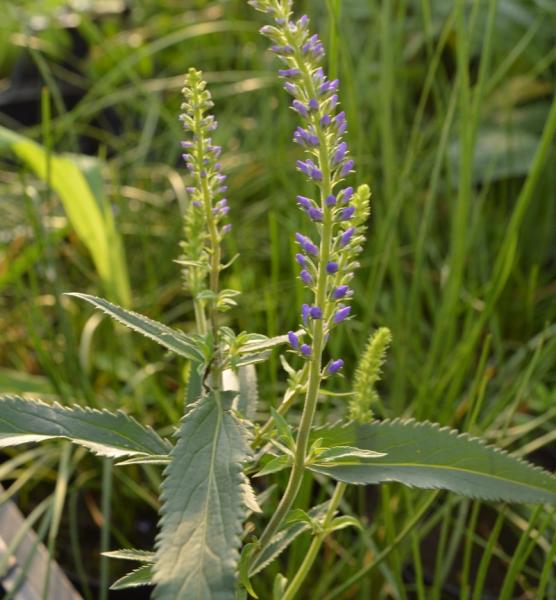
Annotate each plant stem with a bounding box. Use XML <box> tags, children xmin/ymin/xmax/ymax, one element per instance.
<box><xmin>282</xmin><ymin>482</ymin><xmax>346</xmax><ymax>600</ymax></box>
<box><xmin>99</xmin><ymin>458</ymin><xmax>112</xmax><ymax>600</ymax></box>
<box><xmin>192</xmin><ymin>270</ymin><xmax>209</xmax><ymax>336</ymax></box>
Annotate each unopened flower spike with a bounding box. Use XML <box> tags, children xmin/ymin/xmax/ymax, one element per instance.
<box><xmin>179</xmin><ymin>68</ymin><xmax>231</xmax><ymax>336</ymax></box>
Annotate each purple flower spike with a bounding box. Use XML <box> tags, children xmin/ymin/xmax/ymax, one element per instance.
<box><xmin>341</xmin><ymin>206</ymin><xmax>355</xmax><ymax>220</ymax></box>
<box><xmin>332</xmin><ymin>285</ymin><xmax>350</xmax><ymax>299</ymax></box>
<box><xmin>295</xmin><ymin>253</ymin><xmax>306</xmax><ymax>266</ymax></box>
<box><xmin>295</xmin><ymin>232</ymin><xmax>307</xmax><ymax>245</ymax></box>
<box><xmin>308</xmin><ymin>207</ymin><xmax>324</xmax><ymax>221</ymax></box>
<box><xmin>300</xmin><ymin>269</ymin><xmax>313</xmax><ymax>284</ymax></box>
<box><xmin>326</xmin><ymin>194</ymin><xmax>336</xmax><ymax>207</ymax></box>
<box><xmin>300</xmin><ymin>343</ymin><xmax>312</xmax><ymax>356</ymax></box>
<box><xmin>222</xmin><ymin>224</ymin><xmax>232</xmax><ymax>234</ymax></box>
<box><xmin>297</xmin><ymin>195</ymin><xmax>313</xmax><ymax>209</ymax></box>
<box><xmin>326</xmin><ymin>261</ymin><xmax>339</xmax><ymax>274</ymax></box>
<box><xmin>333</xmin><ymin>142</ymin><xmax>348</xmax><ymax>166</ymax></box>
<box><xmin>341</xmin><ymin>187</ymin><xmax>354</xmax><ymax>203</ymax></box>
<box><xmin>340</xmin><ymin>227</ymin><xmax>355</xmax><ymax>247</ymax></box>
<box><xmin>296</xmin><ymin>160</ymin><xmax>311</xmax><ymax>176</ymax></box>
<box><xmin>284</xmin><ymin>82</ymin><xmax>298</xmax><ymax>95</ymax></box>
<box><xmin>192</xmin><ymin>201</ymin><xmax>202</xmax><ymax>207</ymax></box>
<box><xmin>334</xmin><ymin>306</ymin><xmax>351</xmax><ymax>323</ymax></box>
<box><xmin>327</xmin><ymin>359</ymin><xmax>344</xmax><ymax>374</ymax></box>
<box><xmin>309</xmin><ymin>306</ymin><xmax>323</xmax><ymax>319</ymax></box>
<box><xmin>308</xmin><ymin>98</ymin><xmax>319</xmax><ymax>111</ymax></box>
<box><xmin>320</xmin><ymin>114</ymin><xmax>331</xmax><ymax>127</ymax></box>
<box><xmin>186</xmin><ymin>186</ymin><xmax>195</xmax><ymax>193</ymax></box>
<box><xmin>292</xmin><ymin>100</ymin><xmax>308</xmax><ymax>117</ymax></box>
<box><xmin>303</xmin><ymin>241</ymin><xmax>319</xmax><ymax>256</ymax></box>
<box><xmin>328</xmin><ymin>94</ymin><xmax>339</xmax><ymax>110</ymax></box>
<box><xmin>340</xmin><ymin>159</ymin><xmax>355</xmax><ymax>177</ymax></box>
<box><xmin>288</xmin><ymin>331</ymin><xmax>300</xmax><ymax>349</ymax></box>
<box><xmin>302</xmin><ymin>303</ymin><xmax>311</xmax><ymax>324</ymax></box>
<box><xmin>279</xmin><ymin>68</ymin><xmax>301</xmax><ymax>78</ymax></box>
<box><xmin>310</xmin><ymin>167</ymin><xmax>323</xmax><ymax>181</ymax></box>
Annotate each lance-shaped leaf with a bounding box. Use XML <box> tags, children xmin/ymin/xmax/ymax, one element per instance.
<box><xmin>67</xmin><ymin>293</ymin><xmax>205</xmax><ymax>362</ymax></box>
<box><xmin>103</xmin><ymin>549</ymin><xmax>155</xmax><ymax>563</ymax></box>
<box><xmin>310</xmin><ymin>419</ymin><xmax>556</xmax><ymax>504</ymax></box>
<box><xmin>0</xmin><ymin>395</ymin><xmax>170</xmax><ymax>458</ymax></box>
<box><xmin>153</xmin><ymin>392</ymin><xmax>253</xmax><ymax>600</ymax></box>
<box><xmin>111</xmin><ymin>565</ymin><xmax>154</xmax><ymax>590</ymax></box>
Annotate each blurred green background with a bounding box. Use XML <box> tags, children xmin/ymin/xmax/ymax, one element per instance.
<box><xmin>1</xmin><ymin>0</ymin><xmax>556</xmax><ymax>598</ymax></box>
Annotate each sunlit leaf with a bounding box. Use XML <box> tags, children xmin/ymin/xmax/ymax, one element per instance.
<box><xmin>0</xmin><ymin>395</ymin><xmax>170</xmax><ymax>458</ymax></box>
<box><xmin>153</xmin><ymin>392</ymin><xmax>253</xmax><ymax>599</ymax></box>
<box><xmin>311</xmin><ymin>419</ymin><xmax>556</xmax><ymax>504</ymax></box>
<box><xmin>67</xmin><ymin>293</ymin><xmax>205</xmax><ymax>363</ymax></box>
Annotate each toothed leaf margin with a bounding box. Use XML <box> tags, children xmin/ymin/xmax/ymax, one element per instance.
<box><xmin>310</xmin><ymin>419</ymin><xmax>556</xmax><ymax>504</ymax></box>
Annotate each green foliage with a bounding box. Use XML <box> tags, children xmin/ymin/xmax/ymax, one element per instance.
<box><xmin>110</xmin><ymin>565</ymin><xmax>154</xmax><ymax>590</ymax></box>
<box><xmin>67</xmin><ymin>293</ymin><xmax>207</xmax><ymax>363</ymax></box>
<box><xmin>2</xmin><ymin>0</ymin><xmax>556</xmax><ymax>598</ymax></box>
<box><xmin>153</xmin><ymin>391</ymin><xmax>253</xmax><ymax>600</ymax></box>
<box><xmin>311</xmin><ymin>419</ymin><xmax>556</xmax><ymax>504</ymax></box>
<box><xmin>0</xmin><ymin>126</ymin><xmax>130</xmax><ymax>306</ymax></box>
<box><xmin>248</xmin><ymin>503</ymin><xmax>330</xmax><ymax>576</ymax></box>
<box><xmin>0</xmin><ymin>394</ymin><xmax>170</xmax><ymax>457</ymax></box>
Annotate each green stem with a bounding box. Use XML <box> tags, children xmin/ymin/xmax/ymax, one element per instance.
<box><xmin>282</xmin><ymin>482</ymin><xmax>346</xmax><ymax>600</ymax></box>
<box><xmin>99</xmin><ymin>458</ymin><xmax>112</xmax><ymax>600</ymax></box>
<box><xmin>191</xmin><ymin>268</ymin><xmax>209</xmax><ymax>335</ymax></box>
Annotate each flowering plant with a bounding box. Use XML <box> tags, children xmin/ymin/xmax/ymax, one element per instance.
<box><xmin>1</xmin><ymin>1</ymin><xmax>556</xmax><ymax>599</ymax></box>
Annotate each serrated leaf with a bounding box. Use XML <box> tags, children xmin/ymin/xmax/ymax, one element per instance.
<box><xmin>0</xmin><ymin>395</ymin><xmax>170</xmax><ymax>458</ymax></box>
<box><xmin>116</xmin><ymin>455</ymin><xmax>170</xmax><ymax>466</ymax></box>
<box><xmin>153</xmin><ymin>392</ymin><xmax>252</xmax><ymax>600</ymax></box>
<box><xmin>238</xmin><ymin>333</ymin><xmax>291</xmax><ymax>355</ymax></box>
<box><xmin>313</xmin><ymin>446</ymin><xmax>386</xmax><ymax>465</ymax></box>
<box><xmin>254</xmin><ymin>455</ymin><xmax>291</xmax><ymax>478</ymax></box>
<box><xmin>103</xmin><ymin>549</ymin><xmax>155</xmax><ymax>562</ymax></box>
<box><xmin>310</xmin><ymin>419</ymin><xmax>556</xmax><ymax>504</ymax></box>
<box><xmin>238</xmin><ymin>544</ymin><xmax>258</xmax><ymax>599</ymax></box>
<box><xmin>235</xmin><ymin>351</ymin><xmax>272</xmax><ymax>367</ymax></box>
<box><xmin>111</xmin><ymin>564</ymin><xmax>154</xmax><ymax>590</ymax></box>
<box><xmin>249</xmin><ymin>503</ymin><xmax>329</xmax><ymax>577</ymax></box>
<box><xmin>67</xmin><ymin>293</ymin><xmax>205</xmax><ymax>362</ymax></box>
